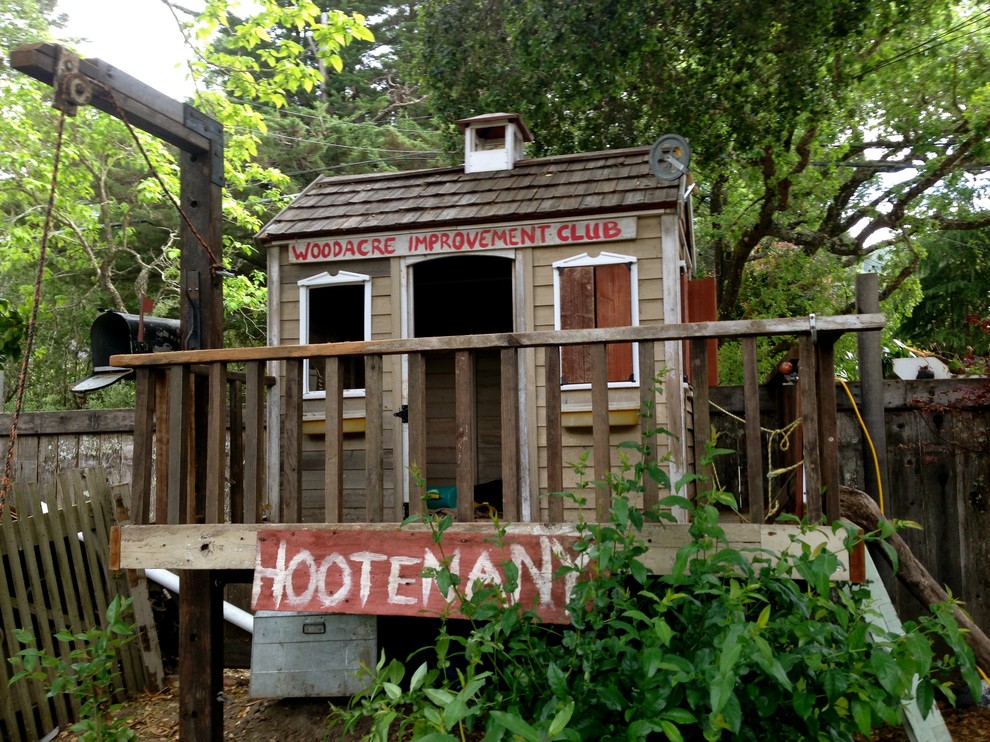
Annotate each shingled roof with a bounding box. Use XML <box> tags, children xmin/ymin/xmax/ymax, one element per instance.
<box><xmin>256</xmin><ymin>146</ymin><xmax>682</xmax><ymax>244</ymax></box>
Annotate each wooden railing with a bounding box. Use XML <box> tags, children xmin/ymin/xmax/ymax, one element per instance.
<box><xmin>111</xmin><ymin>314</ymin><xmax>884</xmax><ymax>529</ymax></box>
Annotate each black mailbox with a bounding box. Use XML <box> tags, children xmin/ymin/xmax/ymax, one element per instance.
<box><xmin>72</xmin><ymin>312</ymin><xmax>181</xmax><ymax>393</ymax></box>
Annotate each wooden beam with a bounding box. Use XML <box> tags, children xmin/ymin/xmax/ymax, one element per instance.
<box><xmin>109</xmin><ymin>314</ymin><xmax>888</xmax><ymax>369</ymax></box>
<box><xmin>455</xmin><ymin>351</ymin><xmax>477</xmax><ymax>522</ymax></box>
<box><xmin>590</xmin><ymin>343</ymin><xmax>611</xmax><ymax>521</ymax></box>
<box><xmin>113</xmin><ymin>521</ymin><xmax>857</xmax><ymax>582</ymax></box>
<box><xmin>365</xmin><ymin>355</ymin><xmax>384</xmax><ymax>521</ymax></box>
<box><xmin>742</xmin><ymin>337</ymin><xmax>764</xmax><ymax>523</ymax></box>
<box><xmin>544</xmin><ymin>347</ymin><xmax>564</xmax><ymax>522</ymax></box>
<box><xmin>500</xmin><ymin>348</ymin><xmax>520</xmax><ymax>521</ymax></box>
<box><xmin>10</xmin><ymin>42</ymin><xmax>212</xmax><ymax>154</ymax></box>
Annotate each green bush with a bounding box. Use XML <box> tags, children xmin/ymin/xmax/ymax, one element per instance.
<box><xmin>331</xmin><ymin>425</ymin><xmax>979</xmax><ymax>741</ymax></box>
<box><xmin>8</xmin><ymin>595</ymin><xmax>138</xmax><ymax>741</ymax></box>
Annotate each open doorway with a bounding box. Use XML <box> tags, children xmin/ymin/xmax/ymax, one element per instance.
<box><xmin>410</xmin><ymin>255</ymin><xmax>514</xmax><ymax>512</ymax></box>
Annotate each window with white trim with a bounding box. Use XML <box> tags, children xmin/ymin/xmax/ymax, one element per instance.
<box><xmin>553</xmin><ymin>252</ymin><xmax>639</xmax><ymax>387</ymax></box>
<box><xmin>298</xmin><ymin>271</ymin><xmax>371</xmax><ymax>398</ymax></box>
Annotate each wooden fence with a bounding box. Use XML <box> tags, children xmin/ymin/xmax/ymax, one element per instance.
<box><xmin>0</xmin><ymin>468</ymin><xmax>161</xmax><ymax>741</ymax></box>
<box><xmin>0</xmin><ymin>410</ymin><xmax>135</xmax><ymax>491</ymax></box>
<box><xmin>710</xmin><ymin>377</ymin><xmax>990</xmax><ymax>634</ymax></box>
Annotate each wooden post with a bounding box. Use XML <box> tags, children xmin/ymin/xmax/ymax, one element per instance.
<box><xmin>856</xmin><ymin>274</ymin><xmax>890</xmax><ymax>508</ymax></box>
<box><xmin>455</xmin><ymin>351</ymin><xmax>477</xmax><ymax>522</ymax></box>
<box><xmin>742</xmin><ymin>337</ymin><xmax>764</xmax><ymax>523</ymax></box>
<box><xmin>545</xmin><ymin>347</ymin><xmax>564</xmax><ymax>522</ymax></box>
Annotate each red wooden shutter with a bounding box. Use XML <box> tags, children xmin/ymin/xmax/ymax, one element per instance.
<box><xmin>595</xmin><ymin>263</ymin><xmax>634</xmax><ymax>382</ymax></box>
<box><xmin>559</xmin><ymin>266</ymin><xmax>593</xmax><ymax>384</ymax></box>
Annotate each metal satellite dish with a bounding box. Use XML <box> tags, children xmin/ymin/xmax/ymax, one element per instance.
<box><xmin>649</xmin><ymin>134</ymin><xmax>691</xmax><ymax>181</ymax></box>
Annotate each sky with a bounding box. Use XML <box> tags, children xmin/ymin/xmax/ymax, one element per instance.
<box><xmin>53</xmin><ymin>0</ymin><xmax>197</xmax><ymax>99</ymax></box>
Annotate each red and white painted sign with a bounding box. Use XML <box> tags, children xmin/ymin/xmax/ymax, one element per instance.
<box><xmin>286</xmin><ymin>216</ymin><xmax>637</xmax><ymax>264</ymax></box>
<box><xmin>251</xmin><ymin>529</ymin><xmax>585</xmax><ymax>624</ymax></box>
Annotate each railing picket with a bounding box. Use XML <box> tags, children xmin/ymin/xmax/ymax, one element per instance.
<box><xmin>282</xmin><ymin>359</ymin><xmax>303</xmax><ymax>523</ymax></box>
<box><xmin>816</xmin><ymin>337</ymin><xmax>841</xmax><ymax>522</ymax></box>
<box><xmin>365</xmin><ymin>355</ymin><xmax>384</xmax><ymax>522</ymax></box>
<box><xmin>455</xmin><ymin>351</ymin><xmax>477</xmax><ymax>522</ymax></box>
<box><xmin>229</xmin><ymin>376</ymin><xmax>244</xmax><ymax>524</ymax></box>
<box><xmin>407</xmin><ymin>353</ymin><xmax>427</xmax><ymax>516</ymax></box>
<box><xmin>545</xmin><ymin>347</ymin><xmax>563</xmax><ymax>522</ymax></box>
<box><xmin>590</xmin><ymin>343</ymin><xmax>611</xmax><ymax>522</ymax></box>
<box><xmin>799</xmin><ymin>335</ymin><xmax>822</xmax><ymax>522</ymax></box>
<box><xmin>324</xmin><ymin>357</ymin><xmax>344</xmax><ymax>523</ymax></box>
<box><xmin>500</xmin><ymin>348</ymin><xmax>520</xmax><ymax>521</ymax></box>
<box><xmin>131</xmin><ymin>368</ymin><xmax>154</xmax><ymax>525</ymax></box>
<box><xmin>206</xmin><ymin>362</ymin><xmax>226</xmax><ymax>524</ymax></box>
<box><xmin>742</xmin><ymin>337</ymin><xmax>764</xmax><ymax>523</ymax></box>
<box><xmin>691</xmin><ymin>338</ymin><xmax>712</xmax><ymax>492</ymax></box>
<box><xmin>167</xmin><ymin>365</ymin><xmax>189</xmax><ymax>525</ymax></box>
<box><xmin>638</xmin><ymin>340</ymin><xmax>658</xmax><ymax>511</ymax></box>
<box><xmin>244</xmin><ymin>361</ymin><xmax>265</xmax><ymax>524</ymax></box>
<box><xmin>154</xmin><ymin>371</ymin><xmax>170</xmax><ymax>524</ymax></box>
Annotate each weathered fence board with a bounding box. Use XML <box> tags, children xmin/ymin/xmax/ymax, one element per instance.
<box><xmin>0</xmin><ymin>468</ymin><xmax>161</xmax><ymax>741</ymax></box>
<box><xmin>711</xmin><ymin>377</ymin><xmax>990</xmax><ymax>636</ymax></box>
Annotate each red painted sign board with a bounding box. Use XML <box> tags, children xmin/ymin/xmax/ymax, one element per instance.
<box><xmin>251</xmin><ymin>529</ymin><xmax>584</xmax><ymax>624</ymax></box>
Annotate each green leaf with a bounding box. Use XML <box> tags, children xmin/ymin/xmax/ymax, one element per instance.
<box><xmin>409</xmin><ymin>662</ymin><xmax>428</xmax><ymax>692</ymax></box>
<box><xmin>547</xmin><ymin>701</ymin><xmax>574</xmax><ymax>737</ymax></box>
<box><xmin>490</xmin><ymin>710</ymin><xmax>540</xmax><ymax>741</ymax></box>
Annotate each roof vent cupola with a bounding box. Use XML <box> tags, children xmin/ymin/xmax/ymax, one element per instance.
<box><xmin>457</xmin><ymin>113</ymin><xmax>533</xmax><ymax>174</ymax></box>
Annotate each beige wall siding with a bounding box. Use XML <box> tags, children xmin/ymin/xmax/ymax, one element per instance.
<box><xmin>270</xmin><ymin>208</ymin><xmax>683</xmax><ymax>525</ymax></box>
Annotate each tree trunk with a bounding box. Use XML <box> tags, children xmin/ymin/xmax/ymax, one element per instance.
<box><xmin>840</xmin><ymin>485</ymin><xmax>990</xmax><ymax>673</ymax></box>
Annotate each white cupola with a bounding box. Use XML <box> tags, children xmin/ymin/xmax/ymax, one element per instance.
<box><xmin>457</xmin><ymin>113</ymin><xmax>533</xmax><ymax>174</ymax></box>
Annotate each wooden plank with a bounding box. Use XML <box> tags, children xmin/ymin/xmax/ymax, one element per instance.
<box><xmin>243</xmin><ymin>361</ymin><xmax>266</xmax><ymax>524</ymax></box>
<box><xmin>324</xmin><ymin>357</ymin><xmax>345</xmax><ymax>523</ymax></box>
<box><xmin>57</xmin><ymin>473</ymin><xmax>100</xmax><ymax>631</ymax></box>
<box><xmin>742</xmin><ymin>337</ymin><xmax>764</xmax><ymax>523</ymax></box>
<box><xmin>455</xmin><ymin>351</ymin><xmax>477</xmax><ymax>522</ymax></box>
<box><xmin>282</xmin><ymin>359</ymin><xmax>303</xmax><ymax>523</ymax></box>
<box><xmin>0</xmin><ymin>499</ymin><xmax>42</xmax><ymax>739</ymax></box>
<box><xmin>206</xmin><ymin>362</ymin><xmax>227</xmax><ymax>524</ymax></box>
<box><xmin>638</xmin><ymin>341</ymin><xmax>658</xmax><ymax>511</ymax></box>
<box><xmin>178</xmin><ymin>570</ymin><xmax>224</xmax><ymax>741</ymax></box>
<box><xmin>365</xmin><ymin>354</ymin><xmax>384</xmax><ymax>522</ymax></box>
<box><xmin>109</xmin><ymin>314</ymin><xmax>889</xmax><ymax>369</ymax></box>
<box><xmin>816</xmin><ymin>337</ymin><xmax>841</xmax><ymax>523</ymax></box>
<box><xmin>10</xmin><ymin>42</ymin><xmax>211</xmax><ymax>153</ymax></box>
<box><xmin>11</xmin><ymin>485</ymin><xmax>59</xmax><ymax>732</ymax></box>
<box><xmin>691</xmin><ymin>338</ymin><xmax>712</xmax><ymax>490</ymax></box>
<box><xmin>545</xmin><ymin>347</ymin><xmax>564</xmax><ymax>522</ymax></box>
<box><xmin>253</xmin><ymin>529</ymin><xmax>581</xmax><ymax>623</ymax></box>
<box><xmin>130</xmin><ymin>368</ymin><xmax>154</xmax><ymax>525</ymax></box>
<box><xmin>15</xmin><ymin>482</ymin><xmax>76</xmax><ymax>721</ymax></box>
<box><xmin>799</xmin><ymin>335</ymin><xmax>822</xmax><ymax>522</ymax></box>
<box><xmin>112</xmin><ymin>484</ymin><xmax>165</xmax><ymax>692</ymax></box>
<box><xmin>229</xmin><ymin>377</ymin><xmax>244</xmax><ymax>524</ymax></box>
<box><xmin>590</xmin><ymin>343</ymin><xmax>611</xmax><ymax>521</ymax></box>
<box><xmin>0</xmin><ymin>409</ymin><xmax>135</xmax><ymax>436</ymax></box>
<box><xmin>155</xmin><ymin>370</ymin><xmax>170</xmax><ymax>524</ymax></box>
<box><xmin>167</xmin><ymin>365</ymin><xmax>190</xmax><ymax>525</ymax></box>
<box><xmin>118</xmin><ymin>521</ymin><xmax>855</xmax><ymax>581</ymax></box>
<box><xmin>407</xmin><ymin>353</ymin><xmax>427</xmax><ymax>515</ymax></box>
<box><xmin>856</xmin><ymin>275</ymin><xmax>890</xmax><ymax>507</ymax></box>
<box><xmin>500</xmin><ymin>348</ymin><xmax>520</xmax><ymax>520</ymax></box>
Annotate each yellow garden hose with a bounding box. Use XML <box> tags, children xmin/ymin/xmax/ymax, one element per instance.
<box><xmin>838</xmin><ymin>378</ymin><xmax>885</xmax><ymax>517</ymax></box>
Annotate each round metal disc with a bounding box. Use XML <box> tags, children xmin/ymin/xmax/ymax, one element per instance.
<box><xmin>649</xmin><ymin>134</ymin><xmax>691</xmax><ymax>181</ymax></box>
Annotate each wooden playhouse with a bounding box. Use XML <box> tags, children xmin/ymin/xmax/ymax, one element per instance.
<box><xmin>254</xmin><ymin>113</ymin><xmax>698</xmax><ymax>525</ymax></box>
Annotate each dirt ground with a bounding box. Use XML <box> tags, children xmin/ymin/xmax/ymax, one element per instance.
<box><xmin>50</xmin><ymin>669</ymin><xmax>990</xmax><ymax>741</ymax></box>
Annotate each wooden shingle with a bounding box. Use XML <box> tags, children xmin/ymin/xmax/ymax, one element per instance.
<box><xmin>257</xmin><ymin>147</ymin><xmax>681</xmax><ymax>243</ymax></box>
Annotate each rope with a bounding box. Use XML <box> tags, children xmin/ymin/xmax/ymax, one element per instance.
<box><xmin>96</xmin><ymin>82</ymin><xmax>224</xmax><ymax>274</ymax></box>
<box><xmin>709</xmin><ymin>398</ymin><xmax>803</xmax><ymax>481</ymax></box>
<box><xmin>0</xmin><ymin>112</ymin><xmax>69</xmax><ymax>506</ymax></box>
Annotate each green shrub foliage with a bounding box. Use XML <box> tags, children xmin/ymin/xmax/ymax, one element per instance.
<box><xmin>332</xmin><ymin>416</ymin><xmax>979</xmax><ymax>741</ymax></box>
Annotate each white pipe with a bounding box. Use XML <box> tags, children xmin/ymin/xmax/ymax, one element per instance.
<box><xmin>38</xmin><ymin>501</ymin><xmax>255</xmax><ymax>634</ymax></box>
<box><xmin>145</xmin><ymin>568</ymin><xmax>254</xmax><ymax>634</ymax></box>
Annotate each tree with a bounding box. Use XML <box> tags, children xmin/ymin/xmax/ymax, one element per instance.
<box><xmin>0</xmin><ymin>1</ymin><xmax>377</xmax><ymax>408</ymax></box>
<box><xmin>897</xmin><ymin>228</ymin><xmax>990</xmax><ymax>360</ymax></box>
<box><xmin>413</xmin><ymin>0</ymin><xmax>990</xmax><ymax>320</ymax></box>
